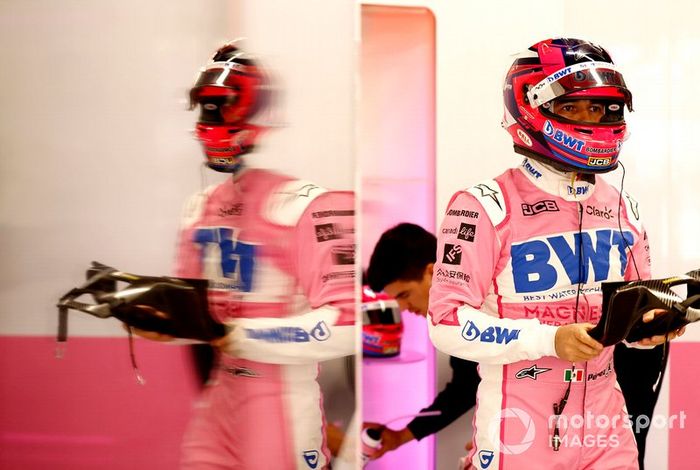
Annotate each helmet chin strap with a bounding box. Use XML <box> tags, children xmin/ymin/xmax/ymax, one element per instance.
<box><xmin>568</xmin><ymin>171</ymin><xmax>595</xmax><ymax>185</ymax></box>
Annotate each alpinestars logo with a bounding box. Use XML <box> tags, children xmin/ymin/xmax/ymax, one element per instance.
<box><xmin>281</xmin><ymin>183</ymin><xmax>321</xmax><ymax>200</ymax></box>
<box><xmin>515</xmin><ymin>365</ymin><xmax>551</xmax><ymax>380</ymax></box>
<box><xmin>473</xmin><ymin>184</ymin><xmax>502</xmax><ymax>209</ymax></box>
<box><xmin>442</xmin><ymin>244</ymin><xmax>462</xmax><ymax>265</ymax></box>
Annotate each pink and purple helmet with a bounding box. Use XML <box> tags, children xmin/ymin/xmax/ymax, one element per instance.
<box><xmin>502</xmin><ymin>38</ymin><xmax>633</xmax><ymax>173</ymax></box>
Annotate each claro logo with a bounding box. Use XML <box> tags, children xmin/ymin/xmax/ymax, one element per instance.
<box><xmin>586</xmin><ymin>205</ymin><xmax>613</xmax><ymax>220</ymax></box>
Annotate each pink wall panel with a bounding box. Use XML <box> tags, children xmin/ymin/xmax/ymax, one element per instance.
<box><xmin>360</xmin><ymin>5</ymin><xmax>436</xmax><ymax>470</ymax></box>
<box><xmin>360</xmin><ymin>4</ymin><xmax>436</xmax><ymax>266</ymax></box>
<box><xmin>0</xmin><ymin>336</ymin><xmax>199</xmax><ymax>469</ymax></box>
<box><xmin>668</xmin><ymin>342</ymin><xmax>700</xmax><ymax>470</ymax></box>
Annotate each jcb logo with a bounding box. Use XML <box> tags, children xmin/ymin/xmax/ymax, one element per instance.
<box><xmin>522</xmin><ymin>200</ymin><xmax>559</xmax><ymax>216</ymax></box>
<box><xmin>588</xmin><ymin>157</ymin><xmax>612</xmax><ymax>167</ymax></box>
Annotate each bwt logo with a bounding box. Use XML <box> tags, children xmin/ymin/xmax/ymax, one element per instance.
<box><xmin>566</xmin><ymin>185</ymin><xmax>589</xmax><ymax>196</ymax></box>
<box><xmin>194</xmin><ymin>227</ymin><xmax>256</xmax><ymax>292</ymax></box>
<box><xmin>543</xmin><ymin>120</ymin><xmax>585</xmax><ymax>152</ymax></box>
<box><xmin>510</xmin><ymin>229</ymin><xmax>633</xmax><ymax>293</ymax></box>
<box><xmin>362</xmin><ymin>332</ymin><xmax>381</xmax><ymax>345</ymax></box>
<box><xmin>462</xmin><ymin>320</ymin><xmax>521</xmax><ymax>344</ymax></box>
<box><xmin>245</xmin><ymin>321</ymin><xmax>331</xmax><ymax>343</ymax></box>
<box><xmin>303</xmin><ymin>450</ymin><xmax>319</xmax><ymax>468</ymax></box>
<box><xmin>478</xmin><ymin>450</ymin><xmax>495</xmax><ymax>468</ymax></box>
<box><xmin>548</xmin><ymin>66</ymin><xmax>572</xmax><ymax>82</ymax></box>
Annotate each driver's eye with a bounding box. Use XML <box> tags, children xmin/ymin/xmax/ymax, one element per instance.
<box><xmin>557</xmin><ymin>104</ymin><xmax>576</xmax><ymax>113</ymax></box>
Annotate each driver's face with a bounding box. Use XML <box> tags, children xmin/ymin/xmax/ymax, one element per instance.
<box><xmin>551</xmin><ymin>99</ymin><xmax>605</xmax><ymax>123</ymax></box>
<box><xmin>382</xmin><ymin>264</ymin><xmax>433</xmax><ymax>317</ymax></box>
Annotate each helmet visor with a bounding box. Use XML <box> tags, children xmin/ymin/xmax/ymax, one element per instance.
<box><xmin>542</xmin><ymin>97</ymin><xmax>627</xmax><ymax>124</ymax></box>
<box><xmin>195</xmin><ymin>95</ymin><xmax>240</xmax><ymax>124</ymax></box>
<box><xmin>362</xmin><ymin>300</ymin><xmax>401</xmax><ymax>325</ymax></box>
<box><xmin>528</xmin><ymin>61</ymin><xmax>632</xmax><ymax>110</ymax></box>
<box><xmin>189</xmin><ymin>63</ymin><xmax>246</xmax><ymax>109</ymax></box>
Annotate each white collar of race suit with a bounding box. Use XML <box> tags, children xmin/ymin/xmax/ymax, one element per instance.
<box><xmin>517</xmin><ymin>157</ymin><xmax>595</xmax><ymax>202</ymax></box>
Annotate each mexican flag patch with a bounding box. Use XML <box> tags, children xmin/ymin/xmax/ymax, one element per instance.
<box><xmin>564</xmin><ymin>368</ymin><xmax>584</xmax><ymax>382</ymax></box>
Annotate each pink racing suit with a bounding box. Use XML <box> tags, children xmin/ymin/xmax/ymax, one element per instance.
<box><xmin>429</xmin><ymin>157</ymin><xmax>650</xmax><ymax>470</ymax></box>
<box><xmin>174</xmin><ymin>168</ymin><xmax>355</xmax><ymax>469</ymax></box>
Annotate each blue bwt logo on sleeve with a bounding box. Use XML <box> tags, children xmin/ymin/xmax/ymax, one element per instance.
<box><xmin>303</xmin><ymin>450</ymin><xmax>319</xmax><ymax>468</ymax></box>
<box><xmin>462</xmin><ymin>321</ymin><xmax>520</xmax><ymax>345</ymax></box>
<box><xmin>245</xmin><ymin>321</ymin><xmax>331</xmax><ymax>343</ymax></box>
<box><xmin>309</xmin><ymin>321</ymin><xmax>330</xmax><ymax>341</ymax></box>
<box><xmin>478</xmin><ymin>450</ymin><xmax>495</xmax><ymax>468</ymax></box>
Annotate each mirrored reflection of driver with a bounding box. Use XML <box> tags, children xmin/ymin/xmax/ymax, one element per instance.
<box><xmin>132</xmin><ymin>43</ymin><xmax>355</xmax><ymax>469</ymax></box>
